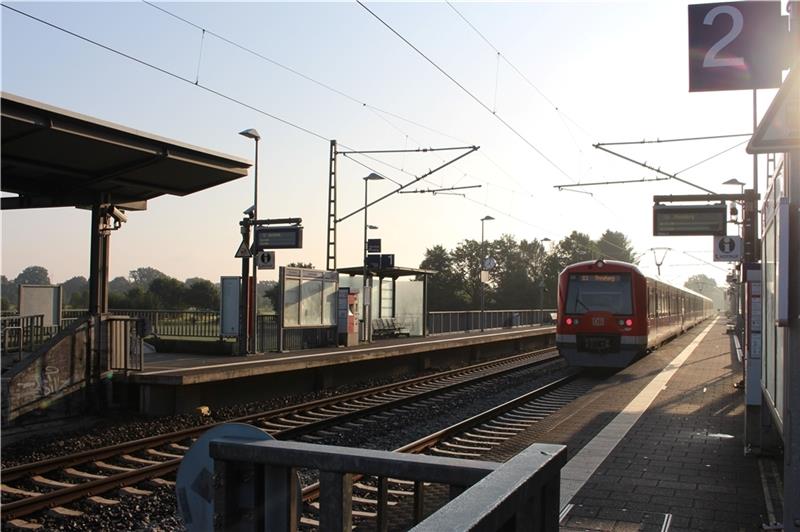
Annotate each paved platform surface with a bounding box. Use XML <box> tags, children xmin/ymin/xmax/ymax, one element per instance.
<box><xmin>488</xmin><ymin>317</ymin><xmax>773</xmax><ymax>531</ymax></box>
<box><xmin>131</xmin><ymin>325</ymin><xmax>554</xmax><ymax>385</ymax></box>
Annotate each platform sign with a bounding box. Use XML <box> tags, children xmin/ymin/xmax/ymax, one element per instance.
<box><xmin>713</xmin><ymin>235</ymin><xmax>743</xmax><ymax>261</ymax></box>
<box><xmin>747</xmin><ymin>65</ymin><xmax>800</xmax><ymax>154</ymax></box>
<box><xmin>653</xmin><ymin>204</ymin><xmax>727</xmax><ymax>236</ymax></box>
<box><xmin>367</xmin><ymin>238</ymin><xmax>381</xmax><ymax>253</ymax></box>
<box><xmin>688</xmin><ymin>2</ymin><xmax>788</xmax><ymax>92</ymax></box>
<box><xmin>254</xmin><ymin>226</ymin><xmax>303</xmax><ymax>250</ymax></box>
<box><xmin>255</xmin><ymin>250</ymin><xmax>275</xmax><ymax>270</ymax></box>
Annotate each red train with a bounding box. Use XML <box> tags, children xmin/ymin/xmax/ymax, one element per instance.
<box><xmin>555</xmin><ymin>259</ymin><xmax>714</xmax><ymax>368</ymax></box>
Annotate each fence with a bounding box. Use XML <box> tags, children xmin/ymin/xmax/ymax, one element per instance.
<box><xmin>104</xmin><ymin>316</ymin><xmax>144</xmax><ymax>372</ymax></box>
<box><xmin>209</xmin><ymin>438</ymin><xmax>566</xmax><ymax>531</ymax></box>
<box><xmin>428</xmin><ymin>308</ymin><xmax>556</xmax><ymax>335</ymax></box>
<box><xmin>0</xmin><ymin>314</ymin><xmax>52</xmax><ymax>355</ymax></box>
<box><xmin>62</xmin><ymin>309</ymin><xmax>219</xmax><ymax>338</ymax></box>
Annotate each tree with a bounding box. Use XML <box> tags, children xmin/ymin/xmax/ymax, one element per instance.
<box><xmin>185</xmin><ymin>278</ymin><xmax>219</xmax><ymax>309</ymax></box>
<box><xmin>419</xmin><ymin>245</ymin><xmax>470</xmax><ymax>310</ymax></box>
<box><xmin>149</xmin><ymin>276</ymin><xmax>186</xmax><ymax>308</ymax></box>
<box><xmin>109</xmin><ymin>276</ymin><xmax>131</xmax><ymax>294</ymax></box>
<box><xmin>1</xmin><ymin>275</ymin><xmax>18</xmax><ymax>309</ymax></box>
<box><xmin>129</xmin><ymin>267</ymin><xmax>166</xmax><ymax>288</ymax></box>
<box><xmin>596</xmin><ymin>230</ymin><xmax>638</xmax><ymax>264</ymax></box>
<box><xmin>61</xmin><ymin>276</ymin><xmax>88</xmax><ymax>309</ymax></box>
<box><xmin>14</xmin><ymin>266</ymin><xmax>50</xmax><ymax>285</ymax></box>
<box><xmin>685</xmin><ymin>274</ymin><xmax>724</xmax><ymax>310</ymax></box>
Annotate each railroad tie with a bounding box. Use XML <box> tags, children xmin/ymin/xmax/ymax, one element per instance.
<box><xmin>6</xmin><ymin>519</ymin><xmax>43</xmax><ymax>530</ymax></box>
<box><xmin>48</xmin><ymin>507</ymin><xmax>83</xmax><ymax>518</ymax></box>
<box><xmin>87</xmin><ymin>495</ymin><xmax>120</xmax><ymax>506</ymax></box>
<box><xmin>118</xmin><ymin>486</ymin><xmax>153</xmax><ymax>497</ymax></box>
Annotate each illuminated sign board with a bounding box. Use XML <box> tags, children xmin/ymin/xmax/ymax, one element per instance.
<box><xmin>653</xmin><ymin>204</ymin><xmax>727</xmax><ymax>236</ymax></box>
<box><xmin>255</xmin><ymin>226</ymin><xmax>303</xmax><ymax>250</ymax></box>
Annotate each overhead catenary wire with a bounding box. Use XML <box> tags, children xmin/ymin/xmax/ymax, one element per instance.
<box><xmin>141</xmin><ymin>0</ymin><xmax>471</xmax><ymax>147</ymax></box>
<box><xmin>142</xmin><ymin>0</ymin><xmax>542</xmax><ymax>204</ymax></box>
<box><xmin>357</xmin><ymin>0</ymin><xmax>576</xmax><ymax>184</ymax></box>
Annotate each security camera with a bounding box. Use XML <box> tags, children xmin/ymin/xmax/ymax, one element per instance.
<box><xmin>109</xmin><ymin>206</ymin><xmax>127</xmax><ymax>224</ymax></box>
<box><xmin>243</xmin><ymin>205</ymin><xmax>256</xmax><ymax>217</ymax></box>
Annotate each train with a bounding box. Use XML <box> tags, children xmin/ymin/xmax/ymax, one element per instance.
<box><xmin>555</xmin><ymin>259</ymin><xmax>714</xmax><ymax>368</ymax></box>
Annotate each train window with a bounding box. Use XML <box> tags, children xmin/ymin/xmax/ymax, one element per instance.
<box><xmin>565</xmin><ymin>273</ymin><xmax>632</xmax><ymax>315</ymax></box>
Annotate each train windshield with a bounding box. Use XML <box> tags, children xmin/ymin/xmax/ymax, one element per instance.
<box><xmin>565</xmin><ymin>273</ymin><xmax>632</xmax><ymax>315</ymax></box>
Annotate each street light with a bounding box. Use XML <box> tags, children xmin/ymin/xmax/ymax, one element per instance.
<box><xmin>363</xmin><ymin>173</ymin><xmax>384</xmax><ymax>343</ymax></box>
<box><xmin>480</xmin><ymin>215</ymin><xmax>495</xmax><ymax>331</ymax></box>
<box><xmin>239</xmin><ymin>128</ymin><xmax>260</xmax><ymax>353</ymax></box>
<box><xmin>539</xmin><ymin>237</ymin><xmax>552</xmax><ymax>325</ymax></box>
<box><xmin>723</xmin><ymin>178</ymin><xmax>746</xmax><ymax>227</ymax></box>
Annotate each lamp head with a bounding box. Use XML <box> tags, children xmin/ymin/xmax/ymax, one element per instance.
<box><xmin>239</xmin><ymin>128</ymin><xmax>261</xmax><ymax>141</ymax></box>
<box><xmin>481</xmin><ymin>215</ymin><xmax>495</xmax><ymax>222</ymax></box>
<box><xmin>367</xmin><ymin>225</ymin><xmax>379</xmax><ymax>230</ymax></box>
<box><xmin>722</xmin><ymin>178</ymin><xmax>745</xmax><ymax>187</ymax></box>
<box><xmin>364</xmin><ymin>172</ymin><xmax>384</xmax><ymax>181</ymax></box>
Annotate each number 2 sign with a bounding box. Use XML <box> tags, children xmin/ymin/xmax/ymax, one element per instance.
<box><xmin>688</xmin><ymin>1</ymin><xmax>788</xmax><ymax>92</ymax></box>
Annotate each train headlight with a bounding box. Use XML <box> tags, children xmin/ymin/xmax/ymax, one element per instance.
<box><xmin>625</xmin><ymin>318</ymin><xmax>633</xmax><ymax>327</ymax></box>
<box><xmin>565</xmin><ymin>317</ymin><xmax>573</xmax><ymax>326</ymax></box>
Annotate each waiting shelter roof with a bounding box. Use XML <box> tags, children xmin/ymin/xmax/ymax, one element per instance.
<box><xmin>337</xmin><ymin>266</ymin><xmax>437</xmax><ymax>279</ymax></box>
<box><xmin>1</xmin><ymin>92</ymin><xmax>251</xmax><ymax>209</ymax></box>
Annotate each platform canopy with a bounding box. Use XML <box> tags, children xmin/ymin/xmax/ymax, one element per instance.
<box><xmin>1</xmin><ymin>92</ymin><xmax>251</xmax><ymax>210</ymax></box>
<box><xmin>337</xmin><ymin>265</ymin><xmax>437</xmax><ymax>279</ymax></box>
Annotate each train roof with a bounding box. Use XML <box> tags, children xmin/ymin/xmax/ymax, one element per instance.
<box><xmin>560</xmin><ymin>259</ymin><xmax>644</xmax><ymax>276</ymax></box>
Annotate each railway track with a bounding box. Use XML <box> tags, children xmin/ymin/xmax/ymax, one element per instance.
<box><xmin>297</xmin><ymin>374</ymin><xmax>594</xmax><ymax>529</ymax></box>
<box><xmin>1</xmin><ymin>348</ymin><xmax>562</xmax><ymax>523</ymax></box>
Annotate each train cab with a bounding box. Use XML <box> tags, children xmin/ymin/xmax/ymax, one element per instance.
<box><xmin>556</xmin><ymin>259</ymin><xmax>648</xmax><ymax>368</ymax></box>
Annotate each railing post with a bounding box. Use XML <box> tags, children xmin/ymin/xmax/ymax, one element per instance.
<box><xmin>413</xmin><ymin>479</ymin><xmax>425</xmax><ymax>523</ymax></box>
<box><xmin>264</xmin><ymin>464</ymin><xmax>298</xmax><ymax>531</ymax></box>
<box><xmin>376</xmin><ymin>476</ymin><xmax>389</xmax><ymax>532</ymax></box>
<box><xmin>319</xmin><ymin>471</ymin><xmax>352</xmax><ymax>532</ymax></box>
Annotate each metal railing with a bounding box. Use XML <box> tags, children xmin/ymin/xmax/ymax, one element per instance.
<box><xmin>209</xmin><ymin>437</ymin><xmax>566</xmax><ymax>531</ymax></box>
<box><xmin>104</xmin><ymin>316</ymin><xmax>144</xmax><ymax>372</ymax></box>
<box><xmin>428</xmin><ymin>308</ymin><xmax>556</xmax><ymax>335</ymax></box>
<box><xmin>62</xmin><ymin>309</ymin><xmax>219</xmax><ymax>338</ymax></box>
<box><xmin>1</xmin><ymin>314</ymin><xmax>47</xmax><ymax>355</ymax></box>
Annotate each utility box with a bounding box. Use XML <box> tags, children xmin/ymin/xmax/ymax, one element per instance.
<box><xmin>338</xmin><ymin>288</ymin><xmax>359</xmax><ymax>346</ymax></box>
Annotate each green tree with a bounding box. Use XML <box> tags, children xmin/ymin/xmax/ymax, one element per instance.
<box><xmin>1</xmin><ymin>275</ymin><xmax>18</xmax><ymax>309</ymax></box>
<box><xmin>109</xmin><ymin>276</ymin><xmax>131</xmax><ymax>294</ymax></box>
<box><xmin>61</xmin><ymin>276</ymin><xmax>88</xmax><ymax>309</ymax></box>
<box><xmin>418</xmin><ymin>245</ymin><xmax>469</xmax><ymax>310</ymax></box>
<box><xmin>450</xmin><ymin>239</ymin><xmax>484</xmax><ymax>308</ymax></box>
<box><xmin>14</xmin><ymin>265</ymin><xmax>50</xmax><ymax>285</ymax></box>
<box><xmin>185</xmin><ymin>278</ymin><xmax>219</xmax><ymax>309</ymax></box>
<box><xmin>596</xmin><ymin>230</ymin><xmax>638</xmax><ymax>264</ymax></box>
<box><xmin>685</xmin><ymin>274</ymin><xmax>724</xmax><ymax>310</ymax></box>
<box><xmin>129</xmin><ymin>267</ymin><xmax>166</xmax><ymax>288</ymax></box>
<box><xmin>149</xmin><ymin>276</ymin><xmax>186</xmax><ymax>308</ymax></box>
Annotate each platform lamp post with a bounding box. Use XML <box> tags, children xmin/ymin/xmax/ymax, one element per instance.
<box><xmin>480</xmin><ymin>215</ymin><xmax>494</xmax><ymax>331</ymax></box>
<box><xmin>539</xmin><ymin>237</ymin><xmax>552</xmax><ymax>325</ymax></box>
<box><xmin>240</xmin><ymin>128</ymin><xmax>260</xmax><ymax>353</ymax></box>
<box><xmin>722</xmin><ymin>178</ymin><xmax>746</xmax><ymax>339</ymax></box>
<box><xmin>363</xmin><ymin>173</ymin><xmax>384</xmax><ymax>343</ymax></box>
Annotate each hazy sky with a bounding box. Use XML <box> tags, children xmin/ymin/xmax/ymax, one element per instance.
<box><xmin>1</xmin><ymin>1</ymin><xmax>783</xmax><ymax>288</ymax></box>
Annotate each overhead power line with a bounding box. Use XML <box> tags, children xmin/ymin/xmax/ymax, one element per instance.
<box><xmin>141</xmin><ymin>0</ymin><xmax>470</xmax><ymax>146</ymax></box>
<box><xmin>357</xmin><ymin>0</ymin><xmax>575</xmax><ymax>183</ymax></box>
<box><xmin>596</xmin><ymin>133</ymin><xmax>751</xmax><ymax>146</ymax></box>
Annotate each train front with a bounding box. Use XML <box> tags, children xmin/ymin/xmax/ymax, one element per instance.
<box><xmin>555</xmin><ymin>259</ymin><xmax>648</xmax><ymax>368</ymax></box>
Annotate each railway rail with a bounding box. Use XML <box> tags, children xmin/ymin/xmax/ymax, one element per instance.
<box><xmin>2</xmin><ymin>347</ymin><xmax>562</xmax><ymax>523</ymax></box>
<box><xmin>297</xmin><ymin>373</ymin><xmax>593</xmax><ymax>528</ymax></box>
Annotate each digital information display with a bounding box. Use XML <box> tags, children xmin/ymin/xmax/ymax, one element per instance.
<box><xmin>255</xmin><ymin>226</ymin><xmax>303</xmax><ymax>250</ymax></box>
<box><xmin>653</xmin><ymin>204</ymin><xmax>727</xmax><ymax>236</ymax></box>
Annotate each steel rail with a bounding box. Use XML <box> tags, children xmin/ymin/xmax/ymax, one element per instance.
<box><xmin>2</xmin><ymin>347</ymin><xmax>556</xmax><ymax>482</ymax></box>
<box><xmin>1</xmin><ymin>349</ymin><xmax>560</xmax><ymax>520</ymax></box>
<box><xmin>300</xmin><ymin>373</ymin><xmax>579</xmax><ymax>501</ymax></box>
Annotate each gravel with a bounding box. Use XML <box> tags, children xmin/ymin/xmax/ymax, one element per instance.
<box><xmin>2</xmin><ymin>358</ymin><xmax>573</xmax><ymax>531</ymax></box>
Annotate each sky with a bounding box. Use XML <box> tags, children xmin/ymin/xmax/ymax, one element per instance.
<box><xmin>0</xmin><ymin>1</ymin><xmax>787</xmax><ymax>289</ymax></box>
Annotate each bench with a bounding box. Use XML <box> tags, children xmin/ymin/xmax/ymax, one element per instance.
<box><xmin>371</xmin><ymin>318</ymin><xmax>410</xmax><ymax>338</ymax></box>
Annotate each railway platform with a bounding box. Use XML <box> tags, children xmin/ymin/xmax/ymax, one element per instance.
<box><xmin>479</xmin><ymin>317</ymin><xmax>779</xmax><ymax>531</ymax></box>
<box><xmin>127</xmin><ymin>325</ymin><xmax>555</xmax><ymax>415</ymax></box>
